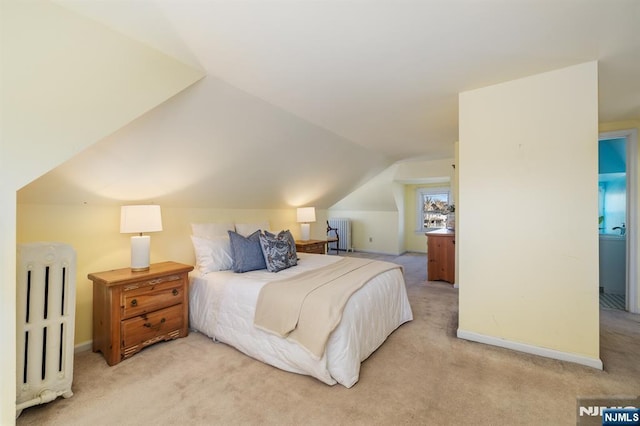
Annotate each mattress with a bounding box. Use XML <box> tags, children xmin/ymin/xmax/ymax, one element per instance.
<box><xmin>189</xmin><ymin>253</ymin><xmax>413</xmax><ymax>387</ymax></box>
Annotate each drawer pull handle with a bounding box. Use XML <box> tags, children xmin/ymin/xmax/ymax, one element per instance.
<box><xmin>131</xmin><ymin>299</ymin><xmax>138</xmax><ymax>307</ymax></box>
<box><xmin>172</xmin><ymin>289</ymin><xmax>179</xmax><ymax>296</ymax></box>
<box><xmin>143</xmin><ymin>318</ymin><xmax>166</xmax><ymax>329</ymax></box>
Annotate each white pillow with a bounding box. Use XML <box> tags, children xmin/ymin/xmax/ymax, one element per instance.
<box><xmin>191</xmin><ymin>222</ymin><xmax>235</xmax><ymax>239</ymax></box>
<box><xmin>235</xmin><ymin>221</ymin><xmax>270</xmax><ymax>237</ymax></box>
<box><xmin>190</xmin><ymin>235</ymin><xmax>234</xmax><ymax>273</ymax></box>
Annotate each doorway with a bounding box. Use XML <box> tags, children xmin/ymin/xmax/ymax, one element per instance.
<box><xmin>599</xmin><ymin>129</ymin><xmax>639</xmax><ymax>313</ymax></box>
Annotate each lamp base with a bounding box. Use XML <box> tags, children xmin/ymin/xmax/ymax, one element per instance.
<box><xmin>300</xmin><ymin>223</ymin><xmax>310</xmax><ymax>241</ymax></box>
<box><xmin>130</xmin><ymin>235</ymin><xmax>151</xmax><ymax>271</ymax></box>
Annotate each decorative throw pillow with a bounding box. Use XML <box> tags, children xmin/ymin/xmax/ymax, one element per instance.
<box><xmin>260</xmin><ymin>230</ymin><xmax>298</xmax><ymax>272</ymax></box>
<box><xmin>190</xmin><ymin>235</ymin><xmax>234</xmax><ymax>274</ymax></box>
<box><xmin>228</xmin><ymin>230</ymin><xmax>267</xmax><ymax>273</ymax></box>
<box><xmin>264</xmin><ymin>229</ymin><xmax>297</xmax><ymax>259</ymax></box>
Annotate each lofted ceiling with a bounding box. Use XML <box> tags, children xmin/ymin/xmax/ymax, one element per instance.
<box><xmin>16</xmin><ymin>0</ymin><xmax>640</xmax><ymax>209</ymax></box>
<box><xmin>60</xmin><ymin>0</ymin><xmax>640</xmax><ymax>160</ymax></box>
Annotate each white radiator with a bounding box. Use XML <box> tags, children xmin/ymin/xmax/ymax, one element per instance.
<box><xmin>327</xmin><ymin>218</ymin><xmax>353</xmax><ymax>252</ymax></box>
<box><xmin>16</xmin><ymin>242</ymin><xmax>76</xmax><ymax>417</ymax></box>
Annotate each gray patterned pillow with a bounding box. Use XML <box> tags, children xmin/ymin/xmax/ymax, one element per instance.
<box><xmin>259</xmin><ymin>230</ymin><xmax>298</xmax><ymax>272</ymax></box>
<box><xmin>228</xmin><ymin>230</ymin><xmax>267</xmax><ymax>273</ymax></box>
<box><xmin>265</xmin><ymin>230</ymin><xmax>297</xmax><ymax>260</ymax></box>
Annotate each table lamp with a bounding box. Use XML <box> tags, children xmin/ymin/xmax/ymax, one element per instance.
<box><xmin>120</xmin><ymin>205</ymin><xmax>163</xmax><ymax>271</ymax></box>
<box><xmin>296</xmin><ymin>207</ymin><xmax>316</xmax><ymax>241</ymax></box>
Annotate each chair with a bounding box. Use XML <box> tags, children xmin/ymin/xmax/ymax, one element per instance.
<box><xmin>326</xmin><ymin>221</ymin><xmax>340</xmax><ymax>254</ymax></box>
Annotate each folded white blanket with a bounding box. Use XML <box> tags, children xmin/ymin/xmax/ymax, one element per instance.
<box><xmin>254</xmin><ymin>257</ymin><xmax>401</xmax><ymax>357</ymax></box>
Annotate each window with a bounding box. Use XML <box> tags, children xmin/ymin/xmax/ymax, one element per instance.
<box><xmin>416</xmin><ymin>187</ymin><xmax>452</xmax><ymax>231</ymax></box>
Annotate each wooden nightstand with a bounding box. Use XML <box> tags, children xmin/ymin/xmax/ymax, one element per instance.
<box><xmin>89</xmin><ymin>261</ymin><xmax>194</xmax><ymax>365</ymax></box>
<box><xmin>295</xmin><ymin>239</ymin><xmax>328</xmax><ymax>254</ymax></box>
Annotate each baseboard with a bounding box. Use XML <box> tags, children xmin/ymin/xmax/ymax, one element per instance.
<box><xmin>456</xmin><ymin>328</ymin><xmax>603</xmax><ymax>370</ymax></box>
<box><xmin>74</xmin><ymin>340</ymin><xmax>92</xmax><ymax>354</ymax></box>
<box><xmin>351</xmin><ymin>248</ymin><xmax>404</xmax><ymax>256</ymax></box>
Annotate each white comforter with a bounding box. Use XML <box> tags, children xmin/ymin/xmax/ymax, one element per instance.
<box><xmin>189</xmin><ymin>253</ymin><xmax>413</xmax><ymax>387</ymax></box>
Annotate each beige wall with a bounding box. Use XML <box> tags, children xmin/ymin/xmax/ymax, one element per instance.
<box><xmin>403</xmin><ymin>183</ymin><xmax>452</xmax><ymax>253</ymax></box>
<box><xmin>454</xmin><ymin>142</ymin><xmax>459</xmax><ymax>285</ymax></box>
<box><xmin>330</xmin><ymin>164</ymin><xmax>403</xmax><ymax>254</ymax></box>
<box><xmin>330</xmin><ymin>158</ymin><xmax>456</xmax><ymax>255</ymax></box>
<box><xmin>327</xmin><ymin>210</ymin><xmax>401</xmax><ymax>254</ymax></box>
<box><xmin>398</xmin><ymin>159</ymin><xmax>455</xmax><ymax>253</ymax></box>
<box><xmin>16</xmin><ymin>204</ymin><xmax>327</xmax><ymax>347</ymax></box>
<box><xmin>0</xmin><ymin>189</ymin><xmax>17</xmax><ymax>423</ymax></box>
<box><xmin>2</xmin><ymin>1</ymin><xmax>204</xmax><ymax>191</ymax></box>
<box><xmin>599</xmin><ymin>120</ymin><xmax>640</xmax><ymax>312</ymax></box>
<box><xmin>458</xmin><ymin>62</ymin><xmax>600</xmax><ymax>365</ymax></box>
<box><xmin>1</xmin><ymin>1</ymin><xmax>203</xmax><ymax>420</ymax></box>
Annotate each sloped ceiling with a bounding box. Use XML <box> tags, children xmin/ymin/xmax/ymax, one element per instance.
<box><xmin>18</xmin><ymin>76</ymin><xmax>389</xmax><ymax>208</ymax></box>
<box><xmin>66</xmin><ymin>0</ymin><xmax>638</xmax><ymax>160</ymax></box>
<box><xmin>3</xmin><ymin>0</ymin><xmax>204</xmax><ymax>190</ymax></box>
<box><xmin>15</xmin><ymin>0</ymin><xmax>640</xmax><ymax>209</ymax></box>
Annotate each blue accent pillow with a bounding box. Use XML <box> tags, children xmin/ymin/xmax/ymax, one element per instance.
<box><xmin>260</xmin><ymin>230</ymin><xmax>298</xmax><ymax>272</ymax></box>
<box><xmin>228</xmin><ymin>230</ymin><xmax>267</xmax><ymax>273</ymax></box>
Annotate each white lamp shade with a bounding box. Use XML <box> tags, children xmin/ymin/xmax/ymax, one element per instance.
<box><xmin>296</xmin><ymin>207</ymin><xmax>316</xmax><ymax>223</ymax></box>
<box><xmin>120</xmin><ymin>205</ymin><xmax>163</xmax><ymax>234</ymax></box>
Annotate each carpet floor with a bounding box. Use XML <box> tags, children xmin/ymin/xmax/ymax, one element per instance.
<box><xmin>16</xmin><ymin>252</ymin><xmax>640</xmax><ymax>425</ymax></box>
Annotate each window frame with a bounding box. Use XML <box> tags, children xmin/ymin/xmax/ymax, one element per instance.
<box><xmin>415</xmin><ymin>186</ymin><xmax>451</xmax><ymax>233</ymax></box>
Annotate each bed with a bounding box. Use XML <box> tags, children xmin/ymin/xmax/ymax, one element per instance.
<box><xmin>189</xmin><ymin>252</ymin><xmax>413</xmax><ymax>388</ymax></box>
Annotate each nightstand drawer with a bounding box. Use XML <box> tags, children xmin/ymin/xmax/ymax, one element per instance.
<box><xmin>121</xmin><ymin>304</ymin><xmax>184</xmax><ymax>351</ymax></box>
<box><xmin>121</xmin><ymin>277</ymin><xmax>184</xmax><ymax>319</ymax></box>
<box><xmin>296</xmin><ymin>242</ymin><xmax>324</xmax><ymax>254</ymax></box>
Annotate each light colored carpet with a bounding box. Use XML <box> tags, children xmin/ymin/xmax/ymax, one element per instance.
<box><xmin>16</xmin><ymin>252</ymin><xmax>640</xmax><ymax>425</ymax></box>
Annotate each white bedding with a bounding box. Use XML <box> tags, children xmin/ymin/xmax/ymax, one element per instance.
<box><xmin>189</xmin><ymin>253</ymin><xmax>413</xmax><ymax>387</ymax></box>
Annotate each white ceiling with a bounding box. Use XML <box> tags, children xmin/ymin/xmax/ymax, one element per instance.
<box><xmin>62</xmin><ymin>0</ymin><xmax>640</xmax><ymax>161</ymax></box>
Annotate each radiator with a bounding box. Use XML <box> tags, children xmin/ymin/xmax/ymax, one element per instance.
<box><xmin>327</xmin><ymin>218</ymin><xmax>353</xmax><ymax>252</ymax></box>
<box><xmin>16</xmin><ymin>242</ymin><xmax>76</xmax><ymax>417</ymax></box>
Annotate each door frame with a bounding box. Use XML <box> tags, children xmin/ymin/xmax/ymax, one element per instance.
<box><xmin>599</xmin><ymin>129</ymin><xmax>639</xmax><ymax>313</ymax></box>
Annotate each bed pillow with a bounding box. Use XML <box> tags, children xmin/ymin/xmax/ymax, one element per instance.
<box><xmin>228</xmin><ymin>230</ymin><xmax>267</xmax><ymax>273</ymax></box>
<box><xmin>191</xmin><ymin>222</ymin><xmax>235</xmax><ymax>239</ymax></box>
<box><xmin>265</xmin><ymin>229</ymin><xmax>297</xmax><ymax>259</ymax></box>
<box><xmin>259</xmin><ymin>230</ymin><xmax>298</xmax><ymax>272</ymax></box>
<box><xmin>235</xmin><ymin>221</ymin><xmax>270</xmax><ymax>237</ymax></box>
<box><xmin>190</xmin><ymin>235</ymin><xmax>234</xmax><ymax>274</ymax></box>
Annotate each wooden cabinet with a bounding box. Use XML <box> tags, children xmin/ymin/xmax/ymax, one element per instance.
<box><xmin>89</xmin><ymin>261</ymin><xmax>194</xmax><ymax>365</ymax></box>
<box><xmin>295</xmin><ymin>239</ymin><xmax>327</xmax><ymax>254</ymax></box>
<box><xmin>426</xmin><ymin>230</ymin><xmax>455</xmax><ymax>284</ymax></box>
